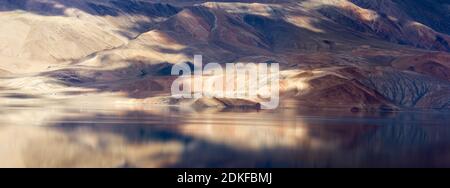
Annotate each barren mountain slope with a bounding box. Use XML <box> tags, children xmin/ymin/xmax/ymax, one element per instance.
<box><xmin>0</xmin><ymin>0</ymin><xmax>181</xmax><ymax>73</ymax></box>
<box><xmin>351</xmin><ymin>0</ymin><xmax>450</xmax><ymax>35</ymax></box>
<box><xmin>1</xmin><ymin>0</ymin><xmax>450</xmax><ymax>111</ymax></box>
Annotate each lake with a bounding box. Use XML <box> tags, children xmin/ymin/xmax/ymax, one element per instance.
<box><xmin>0</xmin><ymin>105</ymin><xmax>449</xmax><ymax>168</ymax></box>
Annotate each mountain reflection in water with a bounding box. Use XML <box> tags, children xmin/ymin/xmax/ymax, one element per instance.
<box><xmin>0</xmin><ymin>105</ymin><xmax>449</xmax><ymax>168</ymax></box>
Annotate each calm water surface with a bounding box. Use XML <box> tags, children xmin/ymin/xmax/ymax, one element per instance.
<box><xmin>0</xmin><ymin>106</ymin><xmax>449</xmax><ymax>168</ymax></box>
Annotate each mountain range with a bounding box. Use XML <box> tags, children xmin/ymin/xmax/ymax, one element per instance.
<box><xmin>0</xmin><ymin>0</ymin><xmax>449</xmax><ymax>111</ymax></box>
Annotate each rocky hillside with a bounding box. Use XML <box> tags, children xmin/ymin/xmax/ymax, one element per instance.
<box><xmin>1</xmin><ymin>0</ymin><xmax>449</xmax><ymax>111</ymax></box>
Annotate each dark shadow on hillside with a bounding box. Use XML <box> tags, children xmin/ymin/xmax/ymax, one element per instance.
<box><xmin>38</xmin><ymin>61</ymin><xmax>196</xmax><ymax>99</ymax></box>
<box><xmin>32</xmin><ymin>11</ymin><xmax>366</xmax><ymax>100</ymax></box>
<box><xmin>351</xmin><ymin>0</ymin><xmax>450</xmax><ymax>36</ymax></box>
<box><xmin>159</xmin><ymin>5</ymin><xmax>344</xmax><ymax>54</ymax></box>
<box><xmin>0</xmin><ymin>0</ymin><xmax>181</xmax><ymax>17</ymax></box>
<box><xmin>317</xmin><ymin>4</ymin><xmax>450</xmax><ymax>52</ymax></box>
<box><xmin>31</xmin><ymin>2</ymin><xmax>450</xmax><ymax>103</ymax></box>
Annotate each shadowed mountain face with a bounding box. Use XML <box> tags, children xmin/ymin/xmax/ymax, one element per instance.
<box><xmin>0</xmin><ymin>0</ymin><xmax>181</xmax><ymax>16</ymax></box>
<box><xmin>351</xmin><ymin>0</ymin><xmax>450</xmax><ymax>35</ymax></box>
<box><xmin>0</xmin><ymin>0</ymin><xmax>450</xmax><ymax>111</ymax></box>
